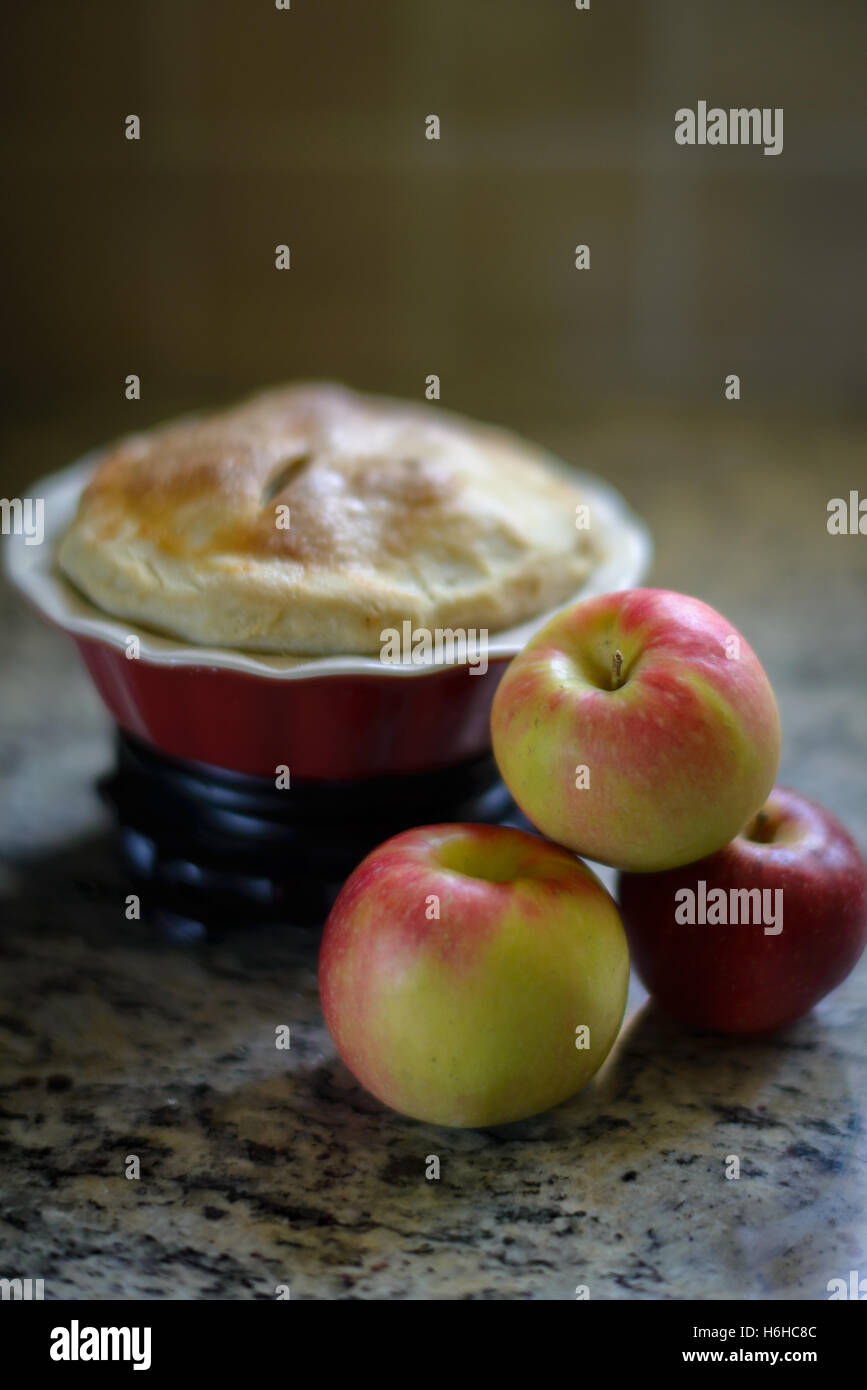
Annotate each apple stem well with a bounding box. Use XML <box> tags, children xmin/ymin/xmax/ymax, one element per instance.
<box><xmin>743</xmin><ymin>808</ymin><xmax>780</xmax><ymax>844</ymax></box>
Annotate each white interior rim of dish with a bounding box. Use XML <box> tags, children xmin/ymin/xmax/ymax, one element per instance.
<box><xmin>4</xmin><ymin>448</ymin><xmax>653</xmax><ymax>679</ymax></box>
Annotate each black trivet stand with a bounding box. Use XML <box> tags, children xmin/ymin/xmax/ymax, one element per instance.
<box><xmin>99</xmin><ymin>732</ymin><xmax>528</xmax><ymax>941</ymax></box>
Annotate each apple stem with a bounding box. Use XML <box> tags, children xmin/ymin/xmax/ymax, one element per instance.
<box><xmin>612</xmin><ymin>648</ymin><xmax>624</xmax><ymax>688</ymax></box>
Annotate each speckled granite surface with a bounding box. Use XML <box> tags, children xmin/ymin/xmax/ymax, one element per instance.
<box><xmin>1</xmin><ymin>409</ymin><xmax>865</xmax><ymax>1300</ymax></box>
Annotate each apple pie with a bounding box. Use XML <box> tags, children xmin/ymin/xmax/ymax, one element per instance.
<box><xmin>57</xmin><ymin>383</ymin><xmax>598</xmax><ymax>655</ymax></box>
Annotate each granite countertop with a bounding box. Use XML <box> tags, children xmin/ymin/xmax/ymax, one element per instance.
<box><xmin>1</xmin><ymin>408</ymin><xmax>865</xmax><ymax>1300</ymax></box>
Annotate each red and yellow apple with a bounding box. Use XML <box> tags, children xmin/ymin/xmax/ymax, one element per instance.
<box><xmin>618</xmin><ymin>786</ymin><xmax>867</xmax><ymax>1033</ymax></box>
<box><xmin>318</xmin><ymin>823</ymin><xmax>629</xmax><ymax>1127</ymax></box>
<box><xmin>491</xmin><ymin>588</ymin><xmax>781</xmax><ymax>872</ymax></box>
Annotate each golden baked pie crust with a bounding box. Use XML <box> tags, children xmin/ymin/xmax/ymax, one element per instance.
<box><xmin>57</xmin><ymin>384</ymin><xmax>597</xmax><ymax>656</ymax></box>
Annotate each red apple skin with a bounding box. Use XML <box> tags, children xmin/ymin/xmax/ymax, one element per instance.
<box><xmin>618</xmin><ymin>787</ymin><xmax>867</xmax><ymax>1034</ymax></box>
<box><xmin>491</xmin><ymin>588</ymin><xmax>781</xmax><ymax>872</ymax></box>
<box><xmin>318</xmin><ymin>823</ymin><xmax>629</xmax><ymax>1128</ymax></box>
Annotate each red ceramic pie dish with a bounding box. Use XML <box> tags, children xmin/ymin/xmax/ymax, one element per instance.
<box><xmin>74</xmin><ymin>634</ymin><xmax>507</xmax><ymax>780</ymax></box>
<box><xmin>6</xmin><ymin>452</ymin><xmax>652</xmax><ymax>782</ymax></box>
